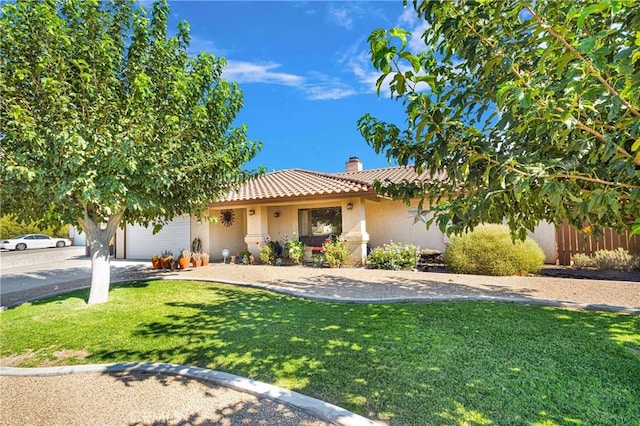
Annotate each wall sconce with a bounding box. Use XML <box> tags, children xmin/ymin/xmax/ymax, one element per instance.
<box><xmin>273</xmin><ymin>211</ymin><xmax>280</xmax><ymax>218</ymax></box>
<box><xmin>248</xmin><ymin>208</ymin><xmax>255</xmax><ymax>216</ymax></box>
<box><xmin>346</xmin><ymin>202</ymin><xmax>354</xmax><ymax>210</ymax></box>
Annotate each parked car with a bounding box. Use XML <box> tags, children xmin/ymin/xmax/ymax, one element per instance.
<box><xmin>0</xmin><ymin>234</ymin><xmax>72</xmax><ymax>251</ymax></box>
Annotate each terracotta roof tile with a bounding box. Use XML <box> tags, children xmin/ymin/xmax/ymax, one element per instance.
<box><xmin>216</xmin><ymin>169</ymin><xmax>373</xmax><ymax>203</ymax></box>
<box><xmin>332</xmin><ymin>165</ymin><xmax>431</xmax><ymax>186</ymax></box>
<box><xmin>213</xmin><ymin>165</ymin><xmax>431</xmax><ymax>205</ymax></box>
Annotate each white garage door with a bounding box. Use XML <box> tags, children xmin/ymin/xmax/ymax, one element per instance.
<box><xmin>126</xmin><ymin>215</ymin><xmax>191</xmax><ymax>259</ymax></box>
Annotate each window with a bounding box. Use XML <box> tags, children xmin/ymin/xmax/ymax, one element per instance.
<box><xmin>298</xmin><ymin>207</ymin><xmax>342</xmax><ymax>245</ymax></box>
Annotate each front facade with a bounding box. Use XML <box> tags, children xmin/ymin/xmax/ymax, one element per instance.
<box><xmin>116</xmin><ymin>157</ymin><xmax>556</xmax><ymax>264</ymax></box>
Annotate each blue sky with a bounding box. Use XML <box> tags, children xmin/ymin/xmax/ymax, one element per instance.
<box><xmin>158</xmin><ymin>1</ymin><xmax>427</xmax><ymax>173</ymax></box>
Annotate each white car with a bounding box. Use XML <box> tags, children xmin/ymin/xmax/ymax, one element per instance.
<box><xmin>0</xmin><ymin>234</ymin><xmax>73</xmax><ymax>251</ymax></box>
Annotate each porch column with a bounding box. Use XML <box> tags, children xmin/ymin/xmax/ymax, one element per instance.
<box><xmin>244</xmin><ymin>206</ymin><xmax>269</xmax><ymax>258</ymax></box>
<box><xmin>342</xmin><ymin>199</ymin><xmax>369</xmax><ymax>266</ymax></box>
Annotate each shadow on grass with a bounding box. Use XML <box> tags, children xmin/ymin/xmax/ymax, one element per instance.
<box><xmin>24</xmin><ymin>281</ymin><xmax>151</xmax><ymax>307</ymax></box>
<box><xmin>88</xmin><ymin>282</ymin><xmax>640</xmax><ymax>425</ymax></box>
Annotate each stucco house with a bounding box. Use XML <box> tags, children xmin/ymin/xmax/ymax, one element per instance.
<box><xmin>115</xmin><ymin>157</ymin><xmax>556</xmax><ymax>264</ymax></box>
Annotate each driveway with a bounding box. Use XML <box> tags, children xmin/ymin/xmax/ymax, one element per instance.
<box><xmin>0</xmin><ymin>247</ymin><xmax>150</xmax><ymax>308</ymax></box>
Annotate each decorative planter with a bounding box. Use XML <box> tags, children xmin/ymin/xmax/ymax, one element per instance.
<box><xmin>202</xmin><ymin>258</ymin><xmax>209</xmax><ymax>266</ymax></box>
<box><xmin>160</xmin><ymin>257</ymin><xmax>173</xmax><ymax>269</ymax></box>
<box><xmin>151</xmin><ymin>258</ymin><xmax>162</xmax><ymax>269</ymax></box>
<box><xmin>178</xmin><ymin>257</ymin><xmax>190</xmax><ymax>270</ymax></box>
<box><xmin>192</xmin><ymin>259</ymin><xmax>203</xmax><ymax>267</ymax></box>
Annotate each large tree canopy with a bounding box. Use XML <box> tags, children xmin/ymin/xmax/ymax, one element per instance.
<box><xmin>358</xmin><ymin>0</ymin><xmax>639</xmax><ymax>239</ymax></box>
<box><xmin>0</xmin><ymin>0</ymin><xmax>262</xmax><ymax>303</ymax></box>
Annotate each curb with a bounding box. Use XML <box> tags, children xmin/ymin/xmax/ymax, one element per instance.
<box><xmin>0</xmin><ymin>362</ymin><xmax>380</xmax><ymax>426</ymax></box>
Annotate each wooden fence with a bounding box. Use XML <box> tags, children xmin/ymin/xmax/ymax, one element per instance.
<box><xmin>555</xmin><ymin>221</ymin><xmax>640</xmax><ymax>265</ymax></box>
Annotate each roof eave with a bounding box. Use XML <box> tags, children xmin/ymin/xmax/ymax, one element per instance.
<box><xmin>208</xmin><ymin>189</ymin><xmax>380</xmax><ymax>208</ymax></box>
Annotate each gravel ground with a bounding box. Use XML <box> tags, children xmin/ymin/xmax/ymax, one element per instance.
<box><xmin>2</xmin><ymin>262</ymin><xmax>638</xmax><ymax>426</ymax></box>
<box><xmin>168</xmin><ymin>263</ymin><xmax>640</xmax><ymax>311</ymax></box>
<box><xmin>0</xmin><ymin>372</ymin><xmax>332</xmax><ymax>426</ymax></box>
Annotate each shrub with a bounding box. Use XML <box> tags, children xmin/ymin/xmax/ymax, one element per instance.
<box><xmin>322</xmin><ymin>236</ymin><xmax>350</xmax><ymax>268</ymax></box>
<box><xmin>592</xmin><ymin>248</ymin><xmax>633</xmax><ymax>271</ymax></box>
<box><xmin>367</xmin><ymin>242</ymin><xmax>420</xmax><ymax>270</ymax></box>
<box><xmin>259</xmin><ymin>237</ymin><xmax>282</xmax><ymax>265</ymax></box>
<box><xmin>443</xmin><ymin>224</ymin><xmax>545</xmax><ymax>276</ymax></box>
<box><xmin>285</xmin><ymin>237</ymin><xmax>305</xmax><ymax>265</ymax></box>
<box><xmin>238</xmin><ymin>249</ymin><xmax>252</xmax><ymax>265</ymax></box>
<box><xmin>572</xmin><ymin>253</ymin><xmax>596</xmax><ymax>269</ymax></box>
<box><xmin>0</xmin><ymin>214</ymin><xmax>69</xmax><ymax>239</ymax></box>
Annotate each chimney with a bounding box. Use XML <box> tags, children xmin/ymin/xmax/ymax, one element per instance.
<box><xmin>346</xmin><ymin>156</ymin><xmax>363</xmax><ymax>172</ymax></box>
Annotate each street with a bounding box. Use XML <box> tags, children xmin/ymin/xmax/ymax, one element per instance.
<box><xmin>0</xmin><ymin>247</ymin><xmax>149</xmax><ymax>308</ymax></box>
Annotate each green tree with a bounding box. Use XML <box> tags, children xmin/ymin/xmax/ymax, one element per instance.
<box><xmin>1</xmin><ymin>0</ymin><xmax>262</xmax><ymax>304</ymax></box>
<box><xmin>358</xmin><ymin>0</ymin><xmax>640</xmax><ymax>239</ymax></box>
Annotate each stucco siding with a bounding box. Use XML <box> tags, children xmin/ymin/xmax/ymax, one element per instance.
<box><xmin>209</xmin><ymin>208</ymin><xmax>247</xmax><ymax>260</ymax></box>
<box><xmin>365</xmin><ymin>200</ymin><xmax>447</xmax><ymax>252</ymax></box>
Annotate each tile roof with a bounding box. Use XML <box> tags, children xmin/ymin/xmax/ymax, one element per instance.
<box><xmin>212</xmin><ymin>165</ymin><xmax>429</xmax><ymax>205</ymax></box>
<box><xmin>333</xmin><ymin>165</ymin><xmax>432</xmax><ymax>186</ymax></box>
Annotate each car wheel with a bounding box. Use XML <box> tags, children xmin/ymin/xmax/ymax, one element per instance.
<box><xmin>56</xmin><ymin>241</ymin><xmax>66</xmax><ymax>248</ymax></box>
<box><xmin>16</xmin><ymin>243</ymin><xmax>27</xmax><ymax>251</ymax></box>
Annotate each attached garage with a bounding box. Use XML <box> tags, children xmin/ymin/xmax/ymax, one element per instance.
<box><xmin>122</xmin><ymin>215</ymin><xmax>191</xmax><ymax>260</ymax></box>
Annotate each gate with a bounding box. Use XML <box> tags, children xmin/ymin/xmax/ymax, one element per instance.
<box><xmin>555</xmin><ymin>221</ymin><xmax>640</xmax><ymax>266</ymax></box>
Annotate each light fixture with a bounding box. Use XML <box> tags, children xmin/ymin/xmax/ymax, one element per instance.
<box><xmin>248</xmin><ymin>208</ymin><xmax>255</xmax><ymax>216</ymax></box>
<box><xmin>346</xmin><ymin>202</ymin><xmax>353</xmax><ymax>210</ymax></box>
<box><xmin>273</xmin><ymin>211</ymin><xmax>280</xmax><ymax>218</ymax></box>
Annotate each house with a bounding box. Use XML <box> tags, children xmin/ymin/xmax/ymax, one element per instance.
<box><xmin>115</xmin><ymin>157</ymin><xmax>557</xmax><ymax>264</ymax></box>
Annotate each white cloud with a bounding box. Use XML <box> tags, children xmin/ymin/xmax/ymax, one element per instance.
<box><xmin>223</xmin><ymin>61</ymin><xmax>358</xmax><ymax>101</ymax></box>
<box><xmin>223</xmin><ymin>61</ymin><xmax>305</xmax><ymax>87</ymax></box>
<box><xmin>329</xmin><ymin>5</ymin><xmax>354</xmax><ymax>29</ymax></box>
<box><xmin>306</xmin><ymin>86</ymin><xmax>357</xmax><ymax>101</ymax></box>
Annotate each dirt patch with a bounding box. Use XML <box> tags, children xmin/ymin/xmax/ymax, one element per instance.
<box><xmin>44</xmin><ymin>349</ymin><xmax>90</xmax><ymax>366</ymax></box>
<box><xmin>0</xmin><ymin>349</ymin><xmax>37</xmax><ymax>367</ymax></box>
<box><xmin>0</xmin><ymin>348</ymin><xmax>90</xmax><ymax>367</ymax></box>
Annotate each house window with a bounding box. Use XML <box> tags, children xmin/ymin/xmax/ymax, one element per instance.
<box><xmin>298</xmin><ymin>207</ymin><xmax>342</xmax><ymax>245</ymax></box>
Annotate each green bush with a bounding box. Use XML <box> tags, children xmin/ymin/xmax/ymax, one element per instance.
<box><xmin>322</xmin><ymin>236</ymin><xmax>350</xmax><ymax>268</ymax></box>
<box><xmin>592</xmin><ymin>248</ymin><xmax>634</xmax><ymax>271</ymax></box>
<box><xmin>259</xmin><ymin>238</ymin><xmax>282</xmax><ymax>265</ymax></box>
<box><xmin>285</xmin><ymin>237</ymin><xmax>305</xmax><ymax>265</ymax></box>
<box><xmin>572</xmin><ymin>253</ymin><xmax>596</xmax><ymax>269</ymax></box>
<box><xmin>367</xmin><ymin>242</ymin><xmax>420</xmax><ymax>270</ymax></box>
<box><xmin>572</xmin><ymin>249</ymin><xmax>639</xmax><ymax>271</ymax></box>
<box><xmin>0</xmin><ymin>214</ymin><xmax>69</xmax><ymax>239</ymax></box>
<box><xmin>443</xmin><ymin>224</ymin><xmax>545</xmax><ymax>276</ymax></box>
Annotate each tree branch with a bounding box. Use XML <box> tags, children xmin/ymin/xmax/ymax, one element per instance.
<box><xmin>523</xmin><ymin>2</ymin><xmax>640</xmax><ymax>121</ymax></box>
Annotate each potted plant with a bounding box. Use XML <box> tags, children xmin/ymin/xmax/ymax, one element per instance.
<box><xmin>160</xmin><ymin>250</ymin><xmax>173</xmax><ymax>269</ymax></box>
<box><xmin>201</xmin><ymin>252</ymin><xmax>210</xmax><ymax>266</ymax></box>
<box><xmin>151</xmin><ymin>255</ymin><xmax>162</xmax><ymax>269</ymax></box>
<box><xmin>239</xmin><ymin>249</ymin><xmax>251</xmax><ymax>265</ymax></box>
<box><xmin>192</xmin><ymin>251</ymin><xmax>203</xmax><ymax>267</ymax></box>
<box><xmin>178</xmin><ymin>248</ymin><xmax>191</xmax><ymax>270</ymax></box>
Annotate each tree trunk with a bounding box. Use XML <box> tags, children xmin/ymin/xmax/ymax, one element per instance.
<box><xmin>78</xmin><ymin>208</ymin><xmax>124</xmax><ymax>305</ymax></box>
<box><xmin>87</xmin><ymin>230</ymin><xmax>111</xmax><ymax>305</ymax></box>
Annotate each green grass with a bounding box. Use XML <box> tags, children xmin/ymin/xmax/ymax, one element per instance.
<box><xmin>1</xmin><ymin>280</ymin><xmax>639</xmax><ymax>425</ymax></box>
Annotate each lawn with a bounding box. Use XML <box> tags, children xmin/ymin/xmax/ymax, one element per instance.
<box><xmin>1</xmin><ymin>280</ymin><xmax>639</xmax><ymax>425</ymax></box>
